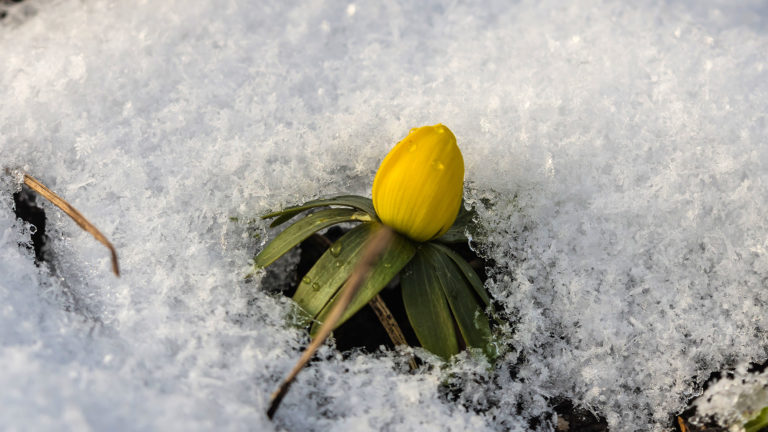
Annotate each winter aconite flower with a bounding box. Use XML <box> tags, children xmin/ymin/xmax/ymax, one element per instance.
<box><xmin>372</xmin><ymin>124</ymin><xmax>464</xmax><ymax>242</ymax></box>
<box><xmin>254</xmin><ymin>124</ymin><xmax>493</xmax><ymax>363</ymax></box>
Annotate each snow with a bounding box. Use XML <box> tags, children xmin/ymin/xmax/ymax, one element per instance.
<box><xmin>694</xmin><ymin>364</ymin><xmax>768</xmax><ymax>429</ymax></box>
<box><xmin>1</xmin><ymin>0</ymin><xmax>768</xmax><ymax>430</ymax></box>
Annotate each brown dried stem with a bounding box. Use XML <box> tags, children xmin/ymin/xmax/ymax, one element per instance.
<box><xmin>311</xmin><ymin>233</ymin><xmax>412</xmax><ymax>356</ymax></box>
<box><xmin>22</xmin><ymin>174</ymin><xmax>120</xmax><ymax>276</ymax></box>
<box><xmin>368</xmin><ymin>294</ymin><xmax>418</xmax><ymax>370</ymax></box>
<box><xmin>267</xmin><ymin>225</ymin><xmax>394</xmax><ymax>419</ymax></box>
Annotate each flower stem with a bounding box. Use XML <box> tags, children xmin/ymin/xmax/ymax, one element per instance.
<box><xmin>368</xmin><ymin>294</ymin><xmax>417</xmax><ymax>370</ymax></box>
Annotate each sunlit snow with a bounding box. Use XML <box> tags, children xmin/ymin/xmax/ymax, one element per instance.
<box><xmin>2</xmin><ymin>0</ymin><xmax>768</xmax><ymax>430</ymax></box>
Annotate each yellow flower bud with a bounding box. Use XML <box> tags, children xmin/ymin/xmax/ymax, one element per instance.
<box><xmin>372</xmin><ymin>124</ymin><xmax>465</xmax><ymax>242</ymax></box>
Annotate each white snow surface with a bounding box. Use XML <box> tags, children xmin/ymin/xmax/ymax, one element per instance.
<box><xmin>2</xmin><ymin>0</ymin><xmax>768</xmax><ymax>430</ymax></box>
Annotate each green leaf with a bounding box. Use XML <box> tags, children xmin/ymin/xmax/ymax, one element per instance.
<box><xmin>401</xmin><ymin>248</ymin><xmax>460</xmax><ymax>359</ymax></box>
<box><xmin>262</xmin><ymin>195</ymin><xmax>377</xmax><ymax>227</ymax></box>
<box><xmin>254</xmin><ymin>208</ymin><xmax>370</xmax><ymax>268</ymax></box>
<box><xmin>745</xmin><ymin>406</ymin><xmax>768</xmax><ymax>432</ymax></box>
<box><xmin>436</xmin><ymin>201</ymin><xmax>475</xmax><ymax>243</ymax></box>
<box><xmin>424</xmin><ymin>244</ymin><xmax>494</xmax><ymax>358</ymax></box>
<box><xmin>430</xmin><ymin>243</ymin><xmax>490</xmax><ymax>307</ymax></box>
<box><xmin>292</xmin><ymin>223</ymin><xmax>375</xmax><ymax>319</ymax></box>
<box><xmin>268</xmin><ymin>212</ymin><xmax>300</xmax><ymax>228</ymax></box>
<box><xmin>311</xmin><ymin>230</ymin><xmax>415</xmax><ymax>335</ymax></box>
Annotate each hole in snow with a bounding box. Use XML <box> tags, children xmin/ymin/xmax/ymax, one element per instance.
<box><xmin>13</xmin><ymin>183</ymin><xmax>50</xmax><ymax>266</ymax></box>
<box><xmin>260</xmin><ymin>224</ymin><xmax>495</xmax><ymax>356</ymax></box>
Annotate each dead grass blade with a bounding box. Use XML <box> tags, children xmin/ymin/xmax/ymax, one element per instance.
<box><xmin>267</xmin><ymin>225</ymin><xmax>394</xmax><ymax>419</ymax></box>
<box><xmin>23</xmin><ymin>174</ymin><xmax>120</xmax><ymax>276</ymax></box>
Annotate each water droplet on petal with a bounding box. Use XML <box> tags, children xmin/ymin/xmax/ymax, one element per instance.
<box><xmin>330</xmin><ymin>243</ymin><xmax>342</xmax><ymax>257</ymax></box>
<box><xmin>302</xmin><ymin>276</ymin><xmax>311</xmax><ymax>284</ymax></box>
<box><xmin>334</xmin><ymin>261</ymin><xmax>342</xmax><ymax>268</ymax></box>
<box><xmin>383</xmin><ymin>262</ymin><xmax>392</xmax><ymax>268</ymax></box>
<box><xmin>432</xmin><ymin>160</ymin><xmax>445</xmax><ymax>171</ymax></box>
<box><xmin>312</xmin><ymin>282</ymin><xmax>320</xmax><ymax>291</ymax></box>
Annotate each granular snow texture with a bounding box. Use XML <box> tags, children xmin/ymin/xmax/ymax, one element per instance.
<box><xmin>1</xmin><ymin>0</ymin><xmax>768</xmax><ymax>431</ymax></box>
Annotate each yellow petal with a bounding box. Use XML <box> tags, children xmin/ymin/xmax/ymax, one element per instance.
<box><xmin>372</xmin><ymin>124</ymin><xmax>464</xmax><ymax>242</ymax></box>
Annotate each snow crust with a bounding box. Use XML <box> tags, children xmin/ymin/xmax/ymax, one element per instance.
<box><xmin>2</xmin><ymin>0</ymin><xmax>768</xmax><ymax>430</ymax></box>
